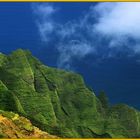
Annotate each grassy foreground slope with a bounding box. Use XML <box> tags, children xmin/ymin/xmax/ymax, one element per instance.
<box><xmin>0</xmin><ymin>110</ymin><xmax>57</xmax><ymax>138</ymax></box>
<box><xmin>0</xmin><ymin>49</ymin><xmax>140</xmax><ymax>138</ymax></box>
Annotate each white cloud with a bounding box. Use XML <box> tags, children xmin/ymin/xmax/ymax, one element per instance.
<box><xmin>32</xmin><ymin>3</ymin><xmax>95</xmax><ymax>68</ymax></box>
<box><xmin>94</xmin><ymin>2</ymin><xmax>140</xmax><ymax>39</ymax></box>
<box><xmin>32</xmin><ymin>3</ymin><xmax>56</xmax><ymax>18</ymax></box>
<box><xmin>32</xmin><ymin>3</ymin><xmax>56</xmax><ymax>42</ymax></box>
<box><xmin>37</xmin><ymin>22</ymin><xmax>54</xmax><ymax>42</ymax></box>
<box><xmin>57</xmin><ymin>40</ymin><xmax>94</xmax><ymax>68</ymax></box>
<box><xmin>32</xmin><ymin>2</ymin><xmax>140</xmax><ymax>68</ymax></box>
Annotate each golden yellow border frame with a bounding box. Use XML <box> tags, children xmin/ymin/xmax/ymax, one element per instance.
<box><xmin>1</xmin><ymin>139</ymin><xmax>140</xmax><ymax>140</ymax></box>
<box><xmin>0</xmin><ymin>139</ymin><xmax>138</xmax><ymax>140</ymax></box>
<box><xmin>0</xmin><ymin>1</ymin><xmax>139</xmax><ymax>140</ymax></box>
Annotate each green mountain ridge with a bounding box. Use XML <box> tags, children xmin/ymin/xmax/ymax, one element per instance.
<box><xmin>0</xmin><ymin>49</ymin><xmax>140</xmax><ymax>138</ymax></box>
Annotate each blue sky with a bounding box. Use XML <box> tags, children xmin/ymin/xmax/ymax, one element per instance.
<box><xmin>0</xmin><ymin>2</ymin><xmax>140</xmax><ymax>109</ymax></box>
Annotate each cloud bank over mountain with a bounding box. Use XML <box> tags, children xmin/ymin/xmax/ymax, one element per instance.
<box><xmin>32</xmin><ymin>2</ymin><xmax>140</xmax><ymax>68</ymax></box>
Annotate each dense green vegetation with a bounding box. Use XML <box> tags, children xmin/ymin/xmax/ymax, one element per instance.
<box><xmin>0</xmin><ymin>49</ymin><xmax>140</xmax><ymax>138</ymax></box>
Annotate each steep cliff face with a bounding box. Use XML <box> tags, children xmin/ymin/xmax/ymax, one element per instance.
<box><xmin>0</xmin><ymin>49</ymin><xmax>140</xmax><ymax>138</ymax></box>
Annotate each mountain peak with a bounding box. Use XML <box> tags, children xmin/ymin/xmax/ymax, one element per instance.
<box><xmin>10</xmin><ymin>49</ymin><xmax>32</xmax><ymax>58</ymax></box>
<box><xmin>12</xmin><ymin>48</ymin><xmax>30</xmax><ymax>54</ymax></box>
